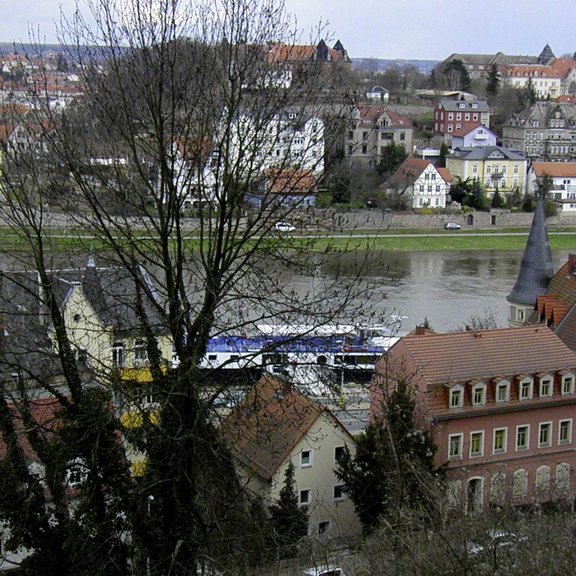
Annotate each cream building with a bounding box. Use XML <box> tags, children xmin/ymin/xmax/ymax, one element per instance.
<box><xmin>446</xmin><ymin>145</ymin><xmax>528</xmax><ymax>197</ymax></box>
<box><xmin>222</xmin><ymin>375</ymin><xmax>362</xmax><ymax>541</ymax></box>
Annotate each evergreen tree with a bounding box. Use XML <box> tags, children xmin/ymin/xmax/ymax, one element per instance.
<box><xmin>491</xmin><ymin>187</ymin><xmax>503</xmax><ymax>208</ymax></box>
<box><xmin>376</xmin><ymin>142</ymin><xmax>408</xmax><ymax>177</ymax></box>
<box><xmin>269</xmin><ymin>462</ymin><xmax>308</xmax><ymax>558</ymax></box>
<box><xmin>439</xmin><ymin>143</ymin><xmax>449</xmax><ymax>168</ymax></box>
<box><xmin>336</xmin><ymin>379</ymin><xmax>437</xmax><ymax>533</ymax></box>
<box><xmin>470</xmin><ymin>179</ymin><xmax>487</xmax><ymax>210</ymax></box>
<box><xmin>486</xmin><ymin>63</ymin><xmax>500</xmax><ymax>97</ymax></box>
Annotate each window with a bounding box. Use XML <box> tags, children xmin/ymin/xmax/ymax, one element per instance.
<box><xmin>361</xmin><ymin>144</ymin><xmax>367</xmax><ymax>154</ymax></box>
<box><xmin>362</xmin><ymin>131</ymin><xmax>368</xmax><ymax>140</ymax></box>
<box><xmin>559</xmin><ymin>419</ymin><xmax>572</xmax><ymax>445</ymax></box>
<box><xmin>562</xmin><ymin>374</ymin><xmax>574</xmax><ymax>395</ymax></box>
<box><xmin>299</xmin><ymin>489</ymin><xmax>310</xmax><ymax>506</ymax></box>
<box><xmin>496</xmin><ymin>380</ymin><xmax>510</xmax><ymax>403</ymax></box>
<box><xmin>448</xmin><ymin>113</ymin><xmax>454</xmax><ymax>120</ymax></box>
<box><xmin>134</xmin><ymin>340</ymin><xmax>147</xmax><ymax>364</ymax></box>
<box><xmin>400</xmin><ymin>132</ymin><xmax>406</xmax><ymax>141</ymax></box>
<box><xmin>470</xmin><ymin>431</ymin><xmax>484</xmax><ymax>457</ymax></box>
<box><xmin>519</xmin><ymin>377</ymin><xmax>533</xmax><ymax>400</ymax></box>
<box><xmin>493</xmin><ymin>428</ymin><xmax>507</xmax><ymax>453</ymax></box>
<box><xmin>333</xmin><ymin>485</ymin><xmax>346</xmax><ymax>501</ymax></box>
<box><xmin>112</xmin><ymin>341</ymin><xmax>125</xmax><ymax>368</ymax></box>
<box><xmin>516</xmin><ymin>425</ymin><xmax>529</xmax><ymax>451</ymax></box>
<box><xmin>318</xmin><ymin>521</ymin><xmax>330</xmax><ymax>534</ymax></box>
<box><xmin>448</xmin><ymin>434</ymin><xmax>463</xmax><ymax>459</ymax></box>
<box><xmin>300</xmin><ymin>449</ymin><xmax>312</xmax><ymax>468</ymax></box>
<box><xmin>449</xmin><ymin>386</ymin><xmax>463</xmax><ymax>408</ymax></box>
<box><xmin>472</xmin><ymin>164</ymin><xmax>478</xmax><ymax>174</ymax></box>
<box><xmin>334</xmin><ymin>446</ymin><xmax>346</xmax><ymax>463</ymax></box>
<box><xmin>539</xmin><ymin>422</ymin><xmax>552</xmax><ymax>448</ymax></box>
<box><xmin>539</xmin><ymin>377</ymin><xmax>552</xmax><ymax>397</ymax></box>
<box><xmin>472</xmin><ymin>383</ymin><xmax>486</xmax><ymax>406</ymax></box>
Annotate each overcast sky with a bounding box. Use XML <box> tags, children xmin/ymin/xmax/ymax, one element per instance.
<box><xmin>2</xmin><ymin>0</ymin><xmax>575</xmax><ymax>61</ymax></box>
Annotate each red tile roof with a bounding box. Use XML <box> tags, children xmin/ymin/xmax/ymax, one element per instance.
<box><xmin>265</xmin><ymin>168</ymin><xmax>317</xmax><ymax>195</ymax></box>
<box><xmin>386</xmin><ymin>326</ymin><xmax>576</xmax><ymax>387</ymax></box>
<box><xmin>221</xmin><ymin>375</ymin><xmax>327</xmax><ymax>481</ymax></box>
<box><xmin>532</xmin><ymin>162</ymin><xmax>576</xmax><ymax>178</ymax></box>
<box><xmin>450</xmin><ymin>121</ymin><xmax>483</xmax><ymax>137</ymax></box>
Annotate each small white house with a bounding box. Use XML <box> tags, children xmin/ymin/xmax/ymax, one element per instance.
<box><xmin>389</xmin><ymin>156</ymin><xmax>452</xmax><ymax>209</ymax></box>
<box><xmin>528</xmin><ymin>162</ymin><xmax>576</xmax><ymax>213</ymax></box>
<box><xmin>366</xmin><ymin>85</ymin><xmax>389</xmax><ymax>102</ymax></box>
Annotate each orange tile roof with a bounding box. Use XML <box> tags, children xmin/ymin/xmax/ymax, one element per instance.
<box><xmin>265</xmin><ymin>168</ymin><xmax>317</xmax><ymax>195</ymax></box>
<box><xmin>450</xmin><ymin>121</ymin><xmax>483</xmax><ymax>137</ymax></box>
<box><xmin>437</xmin><ymin>167</ymin><xmax>453</xmax><ymax>183</ymax></box>
<box><xmin>532</xmin><ymin>162</ymin><xmax>576</xmax><ymax>178</ymax></box>
<box><xmin>389</xmin><ymin>326</ymin><xmax>576</xmax><ymax>387</ymax></box>
<box><xmin>504</xmin><ymin>65</ymin><xmax>563</xmax><ymax>79</ymax></box>
<box><xmin>221</xmin><ymin>375</ymin><xmax>326</xmax><ymax>481</ymax></box>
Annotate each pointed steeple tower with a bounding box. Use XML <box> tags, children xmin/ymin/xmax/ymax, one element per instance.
<box><xmin>507</xmin><ymin>198</ymin><xmax>553</xmax><ymax>326</ymax></box>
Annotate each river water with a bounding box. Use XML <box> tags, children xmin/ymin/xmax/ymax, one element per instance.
<box><xmin>317</xmin><ymin>249</ymin><xmax>573</xmax><ymax>335</ymax></box>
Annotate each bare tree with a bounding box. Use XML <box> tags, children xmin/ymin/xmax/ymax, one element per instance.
<box><xmin>0</xmin><ymin>0</ymin><xmax>380</xmax><ymax>574</ymax></box>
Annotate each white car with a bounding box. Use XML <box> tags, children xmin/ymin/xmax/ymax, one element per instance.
<box><xmin>444</xmin><ymin>222</ymin><xmax>461</xmax><ymax>230</ymax></box>
<box><xmin>274</xmin><ymin>221</ymin><xmax>296</xmax><ymax>232</ymax></box>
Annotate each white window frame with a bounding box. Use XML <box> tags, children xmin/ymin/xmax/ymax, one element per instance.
<box><xmin>448</xmin><ymin>433</ymin><xmax>463</xmax><ymax>460</ymax></box>
<box><xmin>559</xmin><ymin>419</ymin><xmax>573</xmax><ymax>445</ymax></box>
<box><xmin>300</xmin><ymin>449</ymin><xmax>312</xmax><ymax>468</ymax></box>
<box><xmin>299</xmin><ymin>489</ymin><xmax>311</xmax><ymax>507</ymax></box>
<box><xmin>493</xmin><ymin>428</ymin><xmax>508</xmax><ymax>454</ymax></box>
<box><xmin>539</xmin><ymin>422</ymin><xmax>552</xmax><ymax>448</ymax></box>
<box><xmin>471</xmin><ymin>383</ymin><xmax>486</xmax><ymax>407</ymax></box>
<box><xmin>519</xmin><ymin>377</ymin><xmax>533</xmax><ymax>400</ymax></box>
<box><xmin>449</xmin><ymin>385</ymin><xmax>464</xmax><ymax>409</ymax></box>
<box><xmin>516</xmin><ymin>425</ymin><xmax>530</xmax><ymax>451</ymax></box>
<box><xmin>333</xmin><ymin>484</ymin><xmax>346</xmax><ymax>501</ymax></box>
<box><xmin>470</xmin><ymin>431</ymin><xmax>484</xmax><ymax>458</ymax></box>
<box><xmin>561</xmin><ymin>373</ymin><xmax>575</xmax><ymax>395</ymax></box>
<box><xmin>539</xmin><ymin>376</ymin><xmax>553</xmax><ymax>397</ymax></box>
<box><xmin>496</xmin><ymin>380</ymin><xmax>510</xmax><ymax>403</ymax></box>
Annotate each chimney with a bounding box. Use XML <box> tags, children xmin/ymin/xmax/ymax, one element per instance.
<box><xmin>415</xmin><ymin>325</ymin><xmax>426</xmax><ymax>336</ymax></box>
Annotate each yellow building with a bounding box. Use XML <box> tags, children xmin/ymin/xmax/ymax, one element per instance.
<box><xmin>446</xmin><ymin>145</ymin><xmax>528</xmax><ymax>197</ymax></box>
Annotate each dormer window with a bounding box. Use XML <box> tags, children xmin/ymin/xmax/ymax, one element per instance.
<box><xmin>472</xmin><ymin>103</ymin><xmax>479</xmax><ymax>109</ymax></box>
<box><xmin>495</xmin><ymin>379</ymin><xmax>510</xmax><ymax>403</ymax></box>
<box><xmin>561</xmin><ymin>372</ymin><xmax>575</xmax><ymax>395</ymax></box>
<box><xmin>539</xmin><ymin>375</ymin><xmax>553</xmax><ymax>397</ymax></box>
<box><xmin>519</xmin><ymin>376</ymin><xmax>533</xmax><ymax>400</ymax></box>
<box><xmin>471</xmin><ymin>382</ymin><xmax>486</xmax><ymax>406</ymax></box>
<box><xmin>458</xmin><ymin>102</ymin><xmax>466</xmax><ymax>109</ymax></box>
<box><xmin>449</xmin><ymin>385</ymin><xmax>464</xmax><ymax>408</ymax></box>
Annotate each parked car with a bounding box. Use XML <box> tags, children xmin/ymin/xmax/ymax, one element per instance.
<box><xmin>444</xmin><ymin>222</ymin><xmax>461</xmax><ymax>230</ymax></box>
<box><xmin>274</xmin><ymin>221</ymin><xmax>296</xmax><ymax>232</ymax></box>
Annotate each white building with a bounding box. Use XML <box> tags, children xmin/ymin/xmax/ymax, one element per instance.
<box><xmin>528</xmin><ymin>162</ymin><xmax>576</xmax><ymax>213</ymax></box>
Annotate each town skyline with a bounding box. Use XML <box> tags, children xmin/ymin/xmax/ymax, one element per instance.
<box><xmin>2</xmin><ymin>0</ymin><xmax>575</xmax><ymax>61</ymax></box>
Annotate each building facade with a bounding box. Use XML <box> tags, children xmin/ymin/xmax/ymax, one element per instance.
<box><xmin>446</xmin><ymin>145</ymin><xmax>528</xmax><ymax>197</ymax></box>
<box><xmin>372</xmin><ymin>325</ymin><xmax>576</xmax><ymax>512</ymax></box>
<box><xmin>433</xmin><ymin>99</ymin><xmax>491</xmax><ymax>137</ymax></box>
<box><xmin>345</xmin><ymin>105</ymin><xmax>413</xmax><ymax>171</ymax></box>
<box><xmin>502</xmin><ymin>101</ymin><xmax>576</xmax><ymax>162</ymax></box>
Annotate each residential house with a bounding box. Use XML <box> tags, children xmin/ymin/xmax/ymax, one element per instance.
<box><xmin>366</xmin><ymin>85</ymin><xmax>389</xmax><ymax>102</ymax></box>
<box><xmin>450</xmin><ymin>122</ymin><xmax>497</xmax><ymax>149</ymax></box>
<box><xmin>228</xmin><ymin>107</ymin><xmax>324</xmax><ymax>178</ymax></box>
<box><xmin>372</xmin><ymin>325</ymin><xmax>576</xmax><ymax>512</ymax></box>
<box><xmin>388</xmin><ymin>156</ymin><xmax>452</xmax><ymax>209</ymax></box>
<box><xmin>446</xmin><ymin>145</ymin><xmax>528</xmax><ymax>197</ymax></box>
<box><xmin>0</xmin><ymin>258</ymin><xmax>173</xmax><ymax>375</ymax></box>
<box><xmin>221</xmin><ymin>375</ymin><xmax>362</xmax><ymax>540</ymax></box>
<box><xmin>345</xmin><ymin>105</ymin><xmax>413</xmax><ymax>171</ymax></box>
<box><xmin>502</xmin><ymin>101</ymin><xmax>576</xmax><ymax>162</ymax></box>
<box><xmin>433</xmin><ymin>99</ymin><xmax>491</xmax><ymax>138</ymax></box>
<box><xmin>257</xmin><ymin>40</ymin><xmax>351</xmax><ymax>89</ymax></box>
<box><xmin>441</xmin><ymin>45</ymin><xmax>552</xmax><ymax>81</ymax></box>
<box><xmin>245</xmin><ymin>167</ymin><xmax>318</xmax><ymax>209</ymax></box>
<box><xmin>527</xmin><ymin>162</ymin><xmax>576</xmax><ymax>213</ymax></box>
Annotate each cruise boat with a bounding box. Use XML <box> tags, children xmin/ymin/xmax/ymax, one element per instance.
<box><xmin>198</xmin><ymin>324</ymin><xmax>399</xmax><ymax>374</ymax></box>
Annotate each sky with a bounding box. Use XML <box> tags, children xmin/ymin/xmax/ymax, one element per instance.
<box><xmin>2</xmin><ymin>0</ymin><xmax>575</xmax><ymax>61</ymax></box>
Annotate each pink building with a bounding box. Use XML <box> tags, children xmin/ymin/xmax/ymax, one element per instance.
<box><xmin>372</xmin><ymin>325</ymin><xmax>576</xmax><ymax>512</ymax></box>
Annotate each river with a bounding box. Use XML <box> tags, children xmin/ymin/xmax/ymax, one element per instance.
<box><xmin>317</xmin><ymin>249</ymin><xmax>574</xmax><ymax>335</ymax></box>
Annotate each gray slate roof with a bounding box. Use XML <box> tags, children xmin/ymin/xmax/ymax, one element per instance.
<box><xmin>449</xmin><ymin>145</ymin><xmax>527</xmax><ymax>161</ymax></box>
<box><xmin>507</xmin><ymin>198</ymin><xmax>554</xmax><ymax>306</ymax></box>
<box><xmin>440</xmin><ymin>100</ymin><xmax>490</xmax><ymax>113</ymax></box>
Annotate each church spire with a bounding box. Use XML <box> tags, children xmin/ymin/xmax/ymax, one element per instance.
<box><xmin>507</xmin><ymin>198</ymin><xmax>553</xmax><ymax>326</ymax></box>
